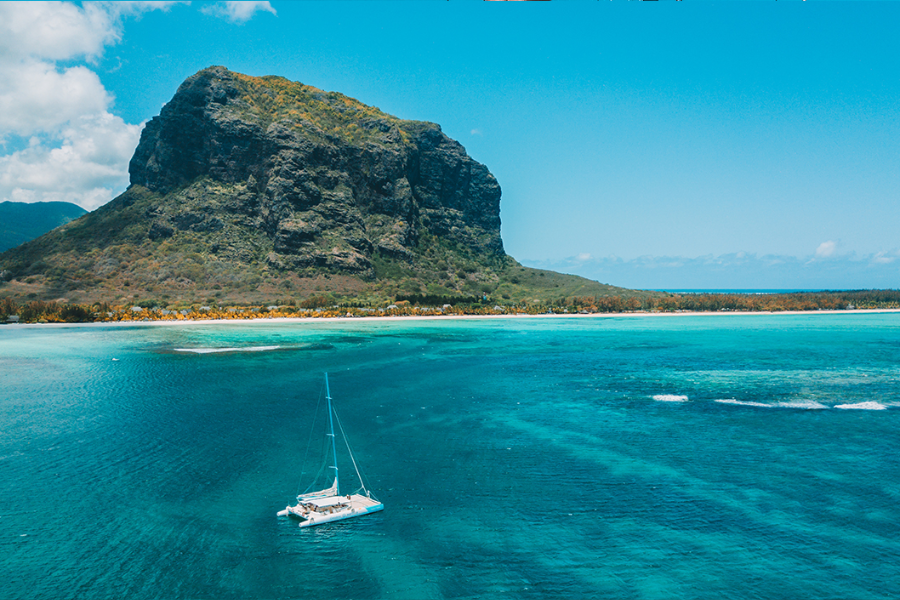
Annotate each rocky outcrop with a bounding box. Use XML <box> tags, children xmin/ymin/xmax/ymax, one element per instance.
<box><xmin>0</xmin><ymin>67</ymin><xmax>546</xmax><ymax>304</ymax></box>
<box><xmin>129</xmin><ymin>67</ymin><xmax>504</xmax><ymax>277</ymax></box>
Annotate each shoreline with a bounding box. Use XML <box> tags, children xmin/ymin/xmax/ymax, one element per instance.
<box><xmin>4</xmin><ymin>308</ymin><xmax>900</xmax><ymax>329</ymax></box>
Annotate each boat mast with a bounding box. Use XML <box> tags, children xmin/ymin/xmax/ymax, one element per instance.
<box><xmin>325</xmin><ymin>373</ymin><xmax>339</xmax><ymax>496</ymax></box>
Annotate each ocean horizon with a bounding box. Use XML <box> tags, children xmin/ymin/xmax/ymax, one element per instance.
<box><xmin>2</xmin><ymin>313</ymin><xmax>898</xmax><ymax>599</ymax></box>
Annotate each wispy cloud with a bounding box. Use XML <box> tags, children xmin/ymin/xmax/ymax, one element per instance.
<box><xmin>523</xmin><ymin>251</ymin><xmax>900</xmax><ymax>290</ymax></box>
<box><xmin>815</xmin><ymin>240</ymin><xmax>837</xmax><ymax>258</ymax></box>
<box><xmin>201</xmin><ymin>1</ymin><xmax>276</xmax><ymax>23</ymax></box>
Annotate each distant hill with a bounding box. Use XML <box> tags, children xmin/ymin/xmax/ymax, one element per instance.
<box><xmin>0</xmin><ymin>67</ymin><xmax>656</xmax><ymax>307</ymax></box>
<box><xmin>0</xmin><ymin>201</ymin><xmax>87</xmax><ymax>252</ymax></box>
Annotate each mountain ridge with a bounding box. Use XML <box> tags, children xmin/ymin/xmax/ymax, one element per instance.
<box><xmin>0</xmin><ymin>201</ymin><xmax>87</xmax><ymax>253</ymax></box>
<box><xmin>0</xmin><ymin>66</ymin><xmax>653</xmax><ymax>307</ymax></box>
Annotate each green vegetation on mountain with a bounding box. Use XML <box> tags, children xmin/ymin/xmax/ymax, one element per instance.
<box><xmin>0</xmin><ymin>201</ymin><xmax>87</xmax><ymax>252</ymax></box>
<box><xmin>2</xmin><ymin>290</ymin><xmax>898</xmax><ymax>325</ymax></box>
<box><xmin>0</xmin><ymin>66</ymin><xmax>651</xmax><ymax>309</ymax></box>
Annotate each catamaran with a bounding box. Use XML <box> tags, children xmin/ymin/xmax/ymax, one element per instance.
<box><xmin>276</xmin><ymin>373</ymin><xmax>383</xmax><ymax>528</ymax></box>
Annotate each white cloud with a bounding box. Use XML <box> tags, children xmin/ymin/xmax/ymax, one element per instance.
<box><xmin>102</xmin><ymin>2</ymin><xmax>188</xmax><ymax>18</ymax></box>
<box><xmin>0</xmin><ymin>2</ymin><xmax>118</xmax><ymax>61</ymax></box>
<box><xmin>575</xmin><ymin>253</ymin><xmax>592</xmax><ymax>261</ymax></box>
<box><xmin>0</xmin><ymin>60</ymin><xmax>111</xmax><ymax>136</ymax></box>
<box><xmin>815</xmin><ymin>240</ymin><xmax>837</xmax><ymax>258</ymax></box>
<box><xmin>0</xmin><ymin>113</ymin><xmax>142</xmax><ymax>210</ymax></box>
<box><xmin>0</xmin><ymin>1</ymin><xmax>274</xmax><ymax>210</ymax></box>
<box><xmin>0</xmin><ymin>2</ymin><xmax>185</xmax><ymax>61</ymax></box>
<box><xmin>0</xmin><ymin>1</ymin><xmax>178</xmax><ymax>210</ymax></box>
<box><xmin>201</xmin><ymin>1</ymin><xmax>276</xmax><ymax>23</ymax></box>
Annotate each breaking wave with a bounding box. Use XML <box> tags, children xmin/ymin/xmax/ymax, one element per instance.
<box><xmin>715</xmin><ymin>399</ymin><xmax>772</xmax><ymax>407</ymax></box>
<box><xmin>653</xmin><ymin>394</ymin><xmax>689</xmax><ymax>402</ymax></box>
<box><xmin>715</xmin><ymin>399</ymin><xmax>828</xmax><ymax>410</ymax></box>
<box><xmin>774</xmin><ymin>401</ymin><xmax>829</xmax><ymax>410</ymax></box>
<box><xmin>834</xmin><ymin>401</ymin><xmax>887</xmax><ymax>410</ymax></box>
<box><xmin>174</xmin><ymin>345</ymin><xmax>281</xmax><ymax>354</ymax></box>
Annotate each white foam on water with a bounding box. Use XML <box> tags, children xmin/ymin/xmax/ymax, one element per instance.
<box><xmin>174</xmin><ymin>345</ymin><xmax>281</xmax><ymax>354</ymax></box>
<box><xmin>774</xmin><ymin>401</ymin><xmax>829</xmax><ymax>410</ymax></box>
<box><xmin>834</xmin><ymin>401</ymin><xmax>887</xmax><ymax>411</ymax></box>
<box><xmin>652</xmin><ymin>394</ymin><xmax>689</xmax><ymax>402</ymax></box>
<box><xmin>717</xmin><ymin>399</ymin><xmax>829</xmax><ymax>410</ymax></box>
<box><xmin>715</xmin><ymin>398</ymin><xmax>772</xmax><ymax>408</ymax></box>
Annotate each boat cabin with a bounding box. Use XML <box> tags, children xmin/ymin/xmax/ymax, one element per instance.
<box><xmin>302</xmin><ymin>496</ymin><xmax>351</xmax><ymax>514</ymax></box>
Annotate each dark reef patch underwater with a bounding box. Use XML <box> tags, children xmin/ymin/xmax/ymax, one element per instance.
<box><xmin>1</xmin><ymin>313</ymin><xmax>898</xmax><ymax>599</ymax></box>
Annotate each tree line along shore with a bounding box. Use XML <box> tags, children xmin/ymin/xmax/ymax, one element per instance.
<box><xmin>2</xmin><ymin>290</ymin><xmax>899</xmax><ymax>324</ymax></box>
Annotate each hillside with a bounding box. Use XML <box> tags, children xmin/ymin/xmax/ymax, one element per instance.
<box><xmin>0</xmin><ymin>201</ymin><xmax>87</xmax><ymax>252</ymax></box>
<box><xmin>0</xmin><ymin>67</ymin><xmax>654</xmax><ymax>307</ymax></box>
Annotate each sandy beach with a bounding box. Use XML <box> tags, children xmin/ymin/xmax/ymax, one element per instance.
<box><xmin>5</xmin><ymin>308</ymin><xmax>899</xmax><ymax>329</ymax></box>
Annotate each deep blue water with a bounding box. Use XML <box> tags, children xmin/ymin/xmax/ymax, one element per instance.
<box><xmin>1</xmin><ymin>314</ymin><xmax>899</xmax><ymax>599</ymax></box>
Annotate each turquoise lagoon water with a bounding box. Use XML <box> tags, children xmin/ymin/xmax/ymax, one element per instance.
<box><xmin>1</xmin><ymin>313</ymin><xmax>898</xmax><ymax>599</ymax></box>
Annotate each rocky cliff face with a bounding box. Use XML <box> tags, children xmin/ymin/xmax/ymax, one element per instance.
<box><xmin>129</xmin><ymin>66</ymin><xmax>504</xmax><ymax>276</ymax></box>
<box><xmin>1</xmin><ymin>67</ymin><xmax>633</xmax><ymax>306</ymax></box>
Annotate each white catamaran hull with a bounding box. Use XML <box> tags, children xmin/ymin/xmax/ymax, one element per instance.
<box><xmin>277</xmin><ymin>493</ymin><xmax>383</xmax><ymax>528</ymax></box>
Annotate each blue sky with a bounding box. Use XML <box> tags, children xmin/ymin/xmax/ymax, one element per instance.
<box><xmin>1</xmin><ymin>1</ymin><xmax>898</xmax><ymax>289</ymax></box>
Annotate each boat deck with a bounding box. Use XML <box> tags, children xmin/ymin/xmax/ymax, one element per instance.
<box><xmin>278</xmin><ymin>494</ymin><xmax>383</xmax><ymax>527</ymax></box>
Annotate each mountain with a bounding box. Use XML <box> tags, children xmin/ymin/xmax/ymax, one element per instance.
<box><xmin>0</xmin><ymin>201</ymin><xmax>87</xmax><ymax>252</ymax></box>
<box><xmin>0</xmin><ymin>67</ymin><xmax>652</xmax><ymax>307</ymax></box>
